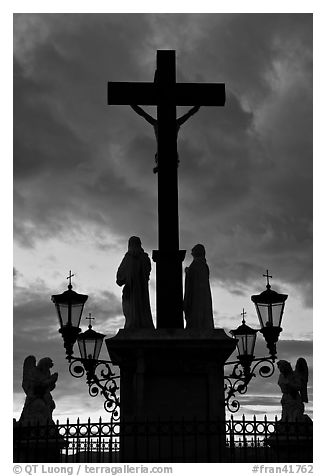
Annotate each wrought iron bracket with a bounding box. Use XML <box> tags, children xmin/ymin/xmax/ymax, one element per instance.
<box><xmin>66</xmin><ymin>353</ymin><xmax>276</xmax><ymax>416</ymax></box>
<box><xmin>224</xmin><ymin>357</ymin><xmax>276</xmax><ymax>413</ymax></box>
<box><xmin>68</xmin><ymin>357</ymin><xmax>120</xmax><ymax>420</ymax></box>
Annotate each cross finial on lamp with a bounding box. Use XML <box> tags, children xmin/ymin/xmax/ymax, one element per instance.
<box><xmin>67</xmin><ymin>270</ymin><xmax>75</xmax><ymax>289</ymax></box>
<box><xmin>241</xmin><ymin>308</ymin><xmax>247</xmax><ymax>324</ymax></box>
<box><xmin>263</xmin><ymin>269</ymin><xmax>272</xmax><ymax>288</ymax></box>
<box><xmin>86</xmin><ymin>313</ymin><xmax>95</xmax><ymax>329</ymax></box>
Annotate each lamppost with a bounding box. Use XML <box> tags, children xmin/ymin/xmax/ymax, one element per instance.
<box><xmin>51</xmin><ymin>273</ymin><xmax>120</xmax><ymax>419</ymax></box>
<box><xmin>224</xmin><ymin>270</ymin><xmax>288</xmax><ymax>412</ymax></box>
<box><xmin>51</xmin><ymin>271</ymin><xmax>88</xmax><ymax>360</ymax></box>
<box><xmin>251</xmin><ymin>270</ymin><xmax>288</xmax><ymax>360</ymax></box>
<box><xmin>52</xmin><ymin>270</ymin><xmax>287</xmax><ymax>416</ymax></box>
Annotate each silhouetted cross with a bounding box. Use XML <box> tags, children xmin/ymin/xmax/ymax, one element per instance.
<box><xmin>108</xmin><ymin>50</ymin><xmax>225</xmax><ymax>328</ymax></box>
<box><xmin>67</xmin><ymin>270</ymin><xmax>75</xmax><ymax>287</ymax></box>
<box><xmin>86</xmin><ymin>313</ymin><xmax>95</xmax><ymax>327</ymax></box>
<box><xmin>241</xmin><ymin>308</ymin><xmax>247</xmax><ymax>324</ymax></box>
<box><xmin>263</xmin><ymin>270</ymin><xmax>273</xmax><ymax>287</ymax></box>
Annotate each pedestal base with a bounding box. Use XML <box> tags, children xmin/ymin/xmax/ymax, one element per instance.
<box><xmin>106</xmin><ymin>328</ymin><xmax>236</xmax><ymax>461</ymax></box>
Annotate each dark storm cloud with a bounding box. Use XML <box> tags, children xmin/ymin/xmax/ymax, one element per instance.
<box><xmin>14</xmin><ymin>14</ymin><xmax>312</xmax><ymax>304</ymax></box>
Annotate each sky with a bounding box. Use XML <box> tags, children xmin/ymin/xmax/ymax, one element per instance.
<box><xmin>12</xmin><ymin>12</ymin><xmax>313</xmax><ymax>423</ymax></box>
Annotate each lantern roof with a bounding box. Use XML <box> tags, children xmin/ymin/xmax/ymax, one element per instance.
<box><xmin>230</xmin><ymin>321</ymin><xmax>258</xmax><ymax>337</ymax></box>
<box><xmin>230</xmin><ymin>309</ymin><xmax>258</xmax><ymax>337</ymax></box>
<box><xmin>51</xmin><ymin>284</ymin><xmax>88</xmax><ymax>305</ymax></box>
<box><xmin>78</xmin><ymin>324</ymin><xmax>106</xmax><ymax>341</ymax></box>
<box><xmin>251</xmin><ymin>284</ymin><xmax>288</xmax><ymax>305</ymax></box>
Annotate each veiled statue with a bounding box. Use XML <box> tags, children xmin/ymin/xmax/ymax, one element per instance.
<box><xmin>19</xmin><ymin>356</ymin><xmax>58</xmax><ymax>426</ymax></box>
<box><xmin>116</xmin><ymin>236</ymin><xmax>154</xmax><ymax>329</ymax></box>
<box><xmin>183</xmin><ymin>244</ymin><xmax>214</xmax><ymax>329</ymax></box>
<box><xmin>277</xmin><ymin>358</ymin><xmax>310</xmax><ymax>422</ymax></box>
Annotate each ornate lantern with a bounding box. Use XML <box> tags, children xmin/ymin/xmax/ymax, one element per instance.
<box><xmin>76</xmin><ymin>314</ymin><xmax>106</xmax><ymax>380</ymax></box>
<box><xmin>251</xmin><ymin>270</ymin><xmax>287</xmax><ymax>360</ymax></box>
<box><xmin>51</xmin><ymin>271</ymin><xmax>88</xmax><ymax>360</ymax></box>
<box><xmin>77</xmin><ymin>322</ymin><xmax>106</xmax><ymax>362</ymax></box>
<box><xmin>230</xmin><ymin>309</ymin><xmax>258</xmax><ymax>380</ymax></box>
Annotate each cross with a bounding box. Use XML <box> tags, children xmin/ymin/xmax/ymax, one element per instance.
<box><xmin>241</xmin><ymin>308</ymin><xmax>247</xmax><ymax>324</ymax></box>
<box><xmin>67</xmin><ymin>270</ymin><xmax>75</xmax><ymax>287</ymax></box>
<box><xmin>263</xmin><ymin>269</ymin><xmax>273</xmax><ymax>287</ymax></box>
<box><xmin>86</xmin><ymin>313</ymin><xmax>95</xmax><ymax>327</ymax></box>
<box><xmin>108</xmin><ymin>50</ymin><xmax>225</xmax><ymax>328</ymax></box>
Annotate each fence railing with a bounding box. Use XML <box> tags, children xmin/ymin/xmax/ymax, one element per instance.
<box><xmin>13</xmin><ymin>415</ymin><xmax>313</xmax><ymax>463</ymax></box>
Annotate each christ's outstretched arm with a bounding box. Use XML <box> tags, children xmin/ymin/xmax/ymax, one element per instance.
<box><xmin>177</xmin><ymin>106</ymin><xmax>200</xmax><ymax>127</ymax></box>
<box><xmin>131</xmin><ymin>105</ymin><xmax>157</xmax><ymax>126</ymax></box>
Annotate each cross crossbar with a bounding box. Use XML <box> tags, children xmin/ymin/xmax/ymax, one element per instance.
<box><xmin>108</xmin><ymin>82</ymin><xmax>225</xmax><ymax>106</ymax></box>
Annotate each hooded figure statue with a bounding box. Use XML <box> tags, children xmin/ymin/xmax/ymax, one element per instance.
<box><xmin>117</xmin><ymin>236</ymin><xmax>154</xmax><ymax>329</ymax></box>
<box><xmin>183</xmin><ymin>244</ymin><xmax>214</xmax><ymax>329</ymax></box>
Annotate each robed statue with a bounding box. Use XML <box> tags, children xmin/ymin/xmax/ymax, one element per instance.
<box><xmin>19</xmin><ymin>356</ymin><xmax>58</xmax><ymax>426</ymax></box>
<box><xmin>183</xmin><ymin>244</ymin><xmax>214</xmax><ymax>329</ymax></box>
<box><xmin>117</xmin><ymin>236</ymin><xmax>154</xmax><ymax>329</ymax></box>
<box><xmin>277</xmin><ymin>358</ymin><xmax>310</xmax><ymax>422</ymax></box>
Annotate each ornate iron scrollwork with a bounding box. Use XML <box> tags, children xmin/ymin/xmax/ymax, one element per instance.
<box><xmin>224</xmin><ymin>357</ymin><xmax>275</xmax><ymax>413</ymax></box>
<box><xmin>251</xmin><ymin>358</ymin><xmax>275</xmax><ymax>379</ymax></box>
<box><xmin>224</xmin><ymin>376</ymin><xmax>248</xmax><ymax>412</ymax></box>
<box><xmin>68</xmin><ymin>352</ymin><xmax>276</xmax><ymax>416</ymax></box>
<box><xmin>68</xmin><ymin>360</ymin><xmax>85</xmax><ymax>378</ymax></box>
<box><xmin>68</xmin><ymin>358</ymin><xmax>120</xmax><ymax>420</ymax></box>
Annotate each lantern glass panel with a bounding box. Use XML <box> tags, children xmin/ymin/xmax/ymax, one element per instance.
<box><xmin>255</xmin><ymin>302</ymin><xmax>285</xmax><ymax>329</ymax></box>
<box><xmin>78</xmin><ymin>335</ymin><xmax>104</xmax><ymax>360</ymax></box>
<box><xmin>237</xmin><ymin>333</ymin><xmax>256</xmax><ymax>357</ymax></box>
<box><xmin>54</xmin><ymin>304</ymin><xmax>64</xmax><ymax>328</ymax></box>
<box><xmin>248</xmin><ymin>333</ymin><xmax>256</xmax><ymax>355</ymax></box>
<box><xmin>77</xmin><ymin>339</ymin><xmax>85</xmax><ymax>359</ymax></box>
<box><xmin>94</xmin><ymin>339</ymin><xmax>103</xmax><ymax>361</ymax></box>
<box><xmin>60</xmin><ymin>302</ymin><xmax>86</xmax><ymax>328</ymax></box>
<box><xmin>271</xmin><ymin>302</ymin><xmax>284</xmax><ymax>328</ymax></box>
<box><xmin>255</xmin><ymin>303</ymin><xmax>270</xmax><ymax>329</ymax></box>
<box><xmin>85</xmin><ymin>339</ymin><xmax>96</xmax><ymax>360</ymax></box>
<box><xmin>78</xmin><ymin>338</ymin><xmax>94</xmax><ymax>360</ymax></box>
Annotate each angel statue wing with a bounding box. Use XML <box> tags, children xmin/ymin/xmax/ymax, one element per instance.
<box><xmin>22</xmin><ymin>355</ymin><xmax>36</xmax><ymax>395</ymax></box>
<box><xmin>295</xmin><ymin>357</ymin><xmax>309</xmax><ymax>403</ymax></box>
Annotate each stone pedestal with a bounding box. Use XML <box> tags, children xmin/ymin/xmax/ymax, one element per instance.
<box><xmin>105</xmin><ymin>328</ymin><xmax>236</xmax><ymax>462</ymax></box>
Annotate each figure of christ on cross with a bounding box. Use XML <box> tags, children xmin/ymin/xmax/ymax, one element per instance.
<box><xmin>130</xmin><ymin>105</ymin><xmax>200</xmax><ymax>173</ymax></box>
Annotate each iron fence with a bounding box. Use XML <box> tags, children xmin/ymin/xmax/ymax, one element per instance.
<box><xmin>13</xmin><ymin>415</ymin><xmax>313</xmax><ymax>463</ymax></box>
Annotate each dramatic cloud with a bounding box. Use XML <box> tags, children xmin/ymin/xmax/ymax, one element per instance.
<box><xmin>14</xmin><ymin>14</ymin><xmax>312</xmax><ymax>296</ymax></box>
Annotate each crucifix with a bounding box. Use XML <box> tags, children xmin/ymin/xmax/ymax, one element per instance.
<box><xmin>108</xmin><ymin>50</ymin><xmax>225</xmax><ymax>328</ymax></box>
<box><xmin>263</xmin><ymin>269</ymin><xmax>273</xmax><ymax>287</ymax></box>
<box><xmin>86</xmin><ymin>313</ymin><xmax>95</xmax><ymax>328</ymax></box>
<box><xmin>241</xmin><ymin>308</ymin><xmax>247</xmax><ymax>324</ymax></box>
<box><xmin>67</xmin><ymin>270</ymin><xmax>75</xmax><ymax>288</ymax></box>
